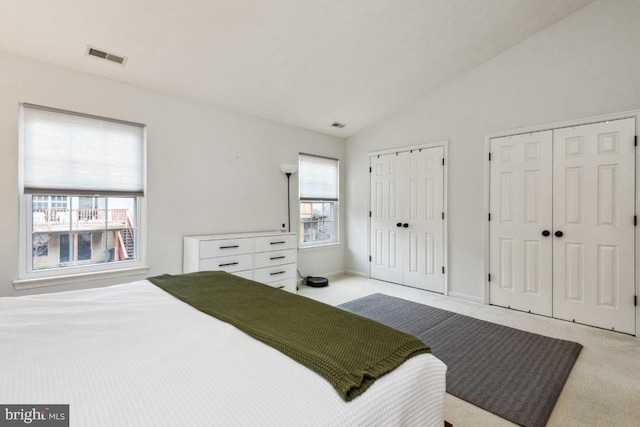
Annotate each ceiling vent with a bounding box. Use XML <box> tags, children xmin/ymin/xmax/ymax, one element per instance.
<box><xmin>331</xmin><ymin>122</ymin><xmax>346</xmax><ymax>128</ymax></box>
<box><xmin>87</xmin><ymin>46</ymin><xmax>127</xmax><ymax>65</ymax></box>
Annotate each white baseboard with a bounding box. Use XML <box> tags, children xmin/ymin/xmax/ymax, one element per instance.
<box><xmin>322</xmin><ymin>270</ymin><xmax>347</xmax><ymax>279</ymax></box>
<box><xmin>344</xmin><ymin>270</ymin><xmax>368</xmax><ymax>278</ymax></box>
<box><xmin>447</xmin><ymin>291</ymin><xmax>485</xmax><ymax>305</ymax></box>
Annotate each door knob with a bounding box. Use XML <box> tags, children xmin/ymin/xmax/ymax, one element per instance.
<box><xmin>402</xmin><ymin>223</ymin><xmax>409</xmax><ymax>228</ymax></box>
<box><xmin>555</xmin><ymin>231</ymin><xmax>564</xmax><ymax>237</ymax></box>
<box><xmin>396</xmin><ymin>223</ymin><xmax>402</xmax><ymax>228</ymax></box>
<box><xmin>541</xmin><ymin>230</ymin><xmax>550</xmax><ymax>237</ymax></box>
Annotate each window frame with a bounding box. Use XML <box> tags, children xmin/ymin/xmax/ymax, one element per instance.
<box><xmin>16</xmin><ymin>104</ymin><xmax>148</xmax><ymax>289</ymax></box>
<box><xmin>298</xmin><ymin>153</ymin><xmax>340</xmax><ymax>248</ymax></box>
<box><xmin>18</xmin><ymin>194</ymin><xmax>147</xmax><ymax>286</ymax></box>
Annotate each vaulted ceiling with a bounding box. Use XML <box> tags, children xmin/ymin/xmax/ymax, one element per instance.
<box><xmin>0</xmin><ymin>0</ymin><xmax>595</xmax><ymax>137</ymax></box>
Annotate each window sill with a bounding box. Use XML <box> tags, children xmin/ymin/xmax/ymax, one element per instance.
<box><xmin>298</xmin><ymin>242</ymin><xmax>342</xmax><ymax>253</ymax></box>
<box><xmin>13</xmin><ymin>265</ymin><xmax>150</xmax><ymax>291</ymax></box>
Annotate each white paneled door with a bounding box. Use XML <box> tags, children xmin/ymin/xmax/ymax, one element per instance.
<box><xmin>489</xmin><ymin>117</ymin><xmax>636</xmax><ymax>334</ymax></box>
<box><xmin>489</xmin><ymin>131</ymin><xmax>554</xmax><ymax>316</ymax></box>
<box><xmin>553</xmin><ymin>119</ymin><xmax>636</xmax><ymax>334</ymax></box>
<box><xmin>370</xmin><ymin>152</ymin><xmax>405</xmax><ymax>285</ymax></box>
<box><xmin>370</xmin><ymin>147</ymin><xmax>445</xmax><ymax>293</ymax></box>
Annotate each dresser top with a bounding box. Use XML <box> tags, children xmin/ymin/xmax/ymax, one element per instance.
<box><xmin>185</xmin><ymin>231</ymin><xmax>296</xmax><ymax>240</ymax></box>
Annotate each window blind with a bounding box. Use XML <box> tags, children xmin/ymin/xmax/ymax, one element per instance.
<box><xmin>299</xmin><ymin>153</ymin><xmax>339</xmax><ymax>201</ymax></box>
<box><xmin>22</xmin><ymin>104</ymin><xmax>145</xmax><ymax>196</ymax></box>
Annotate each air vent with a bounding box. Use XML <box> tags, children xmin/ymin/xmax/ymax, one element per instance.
<box><xmin>87</xmin><ymin>46</ymin><xmax>127</xmax><ymax>65</ymax></box>
<box><xmin>331</xmin><ymin>122</ymin><xmax>346</xmax><ymax>128</ymax></box>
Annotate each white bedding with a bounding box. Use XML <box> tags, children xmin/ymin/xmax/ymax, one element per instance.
<box><xmin>0</xmin><ymin>280</ymin><xmax>446</xmax><ymax>426</ymax></box>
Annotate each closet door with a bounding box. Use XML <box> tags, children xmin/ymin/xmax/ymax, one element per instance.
<box><xmin>403</xmin><ymin>147</ymin><xmax>445</xmax><ymax>293</ymax></box>
<box><xmin>370</xmin><ymin>147</ymin><xmax>445</xmax><ymax>292</ymax></box>
<box><xmin>489</xmin><ymin>131</ymin><xmax>553</xmax><ymax>316</ymax></box>
<box><xmin>370</xmin><ymin>152</ymin><xmax>406</xmax><ymax>284</ymax></box>
<box><xmin>553</xmin><ymin>118</ymin><xmax>636</xmax><ymax>334</ymax></box>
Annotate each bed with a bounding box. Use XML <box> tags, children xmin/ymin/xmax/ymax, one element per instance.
<box><xmin>0</xmin><ymin>273</ymin><xmax>447</xmax><ymax>426</ymax></box>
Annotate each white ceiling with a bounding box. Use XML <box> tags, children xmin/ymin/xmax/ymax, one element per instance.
<box><xmin>0</xmin><ymin>0</ymin><xmax>595</xmax><ymax>137</ymax></box>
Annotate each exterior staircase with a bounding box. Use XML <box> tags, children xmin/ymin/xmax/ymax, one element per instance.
<box><xmin>120</xmin><ymin>227</ymin><xmax>135</xmax><ymax>259</ymax></box>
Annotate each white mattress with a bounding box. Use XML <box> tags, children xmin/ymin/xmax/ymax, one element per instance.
<box><xmin>0</xmin><ymin>280</ymin><xmax>446</xmax><ymax>426</ymax></box>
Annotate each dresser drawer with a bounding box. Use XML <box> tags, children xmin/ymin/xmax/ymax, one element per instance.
<box><xmin>254</xmin><ymin>263</ymin><xmax>296</xmax><ymax>284</ymax></box>
<box><xmin>254</xmin><ymin>249</ymin><xmax>296</xmax><ymax>269</ymax></box>
<box><xmin>265</xmin><ymin>277</ymin><xmax>297</xmax><ymax>293</ymax></box>
<box><xmin>199</xmin><ymin>253</ymin><xmax>253</xmax><ymax>273</ymax></box>
<box><xmin>200</xmin><ymin>237</ymin><xmax>253</xmax><ymax>259</ymax></box>
<box><xmin>254</xmin><ymin>234</ymin><xmax>297</xmax><ymax>253</ymax></box>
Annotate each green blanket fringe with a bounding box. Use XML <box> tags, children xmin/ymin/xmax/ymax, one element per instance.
<box><xmin>148</xmin><ymin>271</ymin><xmax>431</xmax><ymax>401</ymax></box>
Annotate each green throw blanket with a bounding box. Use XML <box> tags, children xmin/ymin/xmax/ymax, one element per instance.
<box><xmin>147</xmin><ymin>271</ymin><xmax>431</xmax><ymax>401</ymax></box>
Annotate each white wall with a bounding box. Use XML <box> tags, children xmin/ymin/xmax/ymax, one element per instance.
<box><xmin>0</xmin><ymin>51</ymin><xmax>345</xmax><ymax>297</ymax></box>
<box><xmin>345</xmin><ymin>0</ymin><xmax>640</xmax><ymax>301</ymax></box>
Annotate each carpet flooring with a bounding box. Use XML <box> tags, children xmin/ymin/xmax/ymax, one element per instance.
<box><xmin>339</xmin><ymin>293</ymin><xmax>583</xmax><ymax>427</ymax></box>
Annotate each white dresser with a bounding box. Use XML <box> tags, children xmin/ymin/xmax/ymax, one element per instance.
<box><xmin>183</xmin><ymin>231</ymin><xmax>297</xmax><ymax>293</ymax></box>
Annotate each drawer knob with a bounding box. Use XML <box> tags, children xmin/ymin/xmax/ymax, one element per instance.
<box><xmin>270</xmin><ymin>241</ymin><xmax>286</xmax><ymax>245</ymax></box>
<box><xmin>270</xmin><ymin>271</ymin><xmax>286</xmax><ymax>276</ymax></box>
<box><xmin>220</xmin><ymin>245</ymin><xmax>239</xmax><ymax>249</ymax></box>
<box><xmin>270</xmin><ymin>256</ymin><xmax>286</xmax><ymax>260</ymax></box>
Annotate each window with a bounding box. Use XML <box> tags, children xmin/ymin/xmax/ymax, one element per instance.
<box><xmin>30</xmin><ymin>196</ymin><xmax>137</xmax><ymax>270</ymax></box>
<box><xmin>59</xmin><ymin>234</ymin><xmax>70</xmax><ymax>264</ymax></box>
<box><xmin>298</xmin><ymin>153</ymin><xmax>339</xmax><ymax>246</ymax></box>
<box><xmin>19</xmin><ymin>104</ymin><xmax>145</xmax><ymax>280</ymax></box>
<box><xmin>33</xmin><ymin>195</ymin><xmax>68</xmax><ymax>211</ymax></box>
